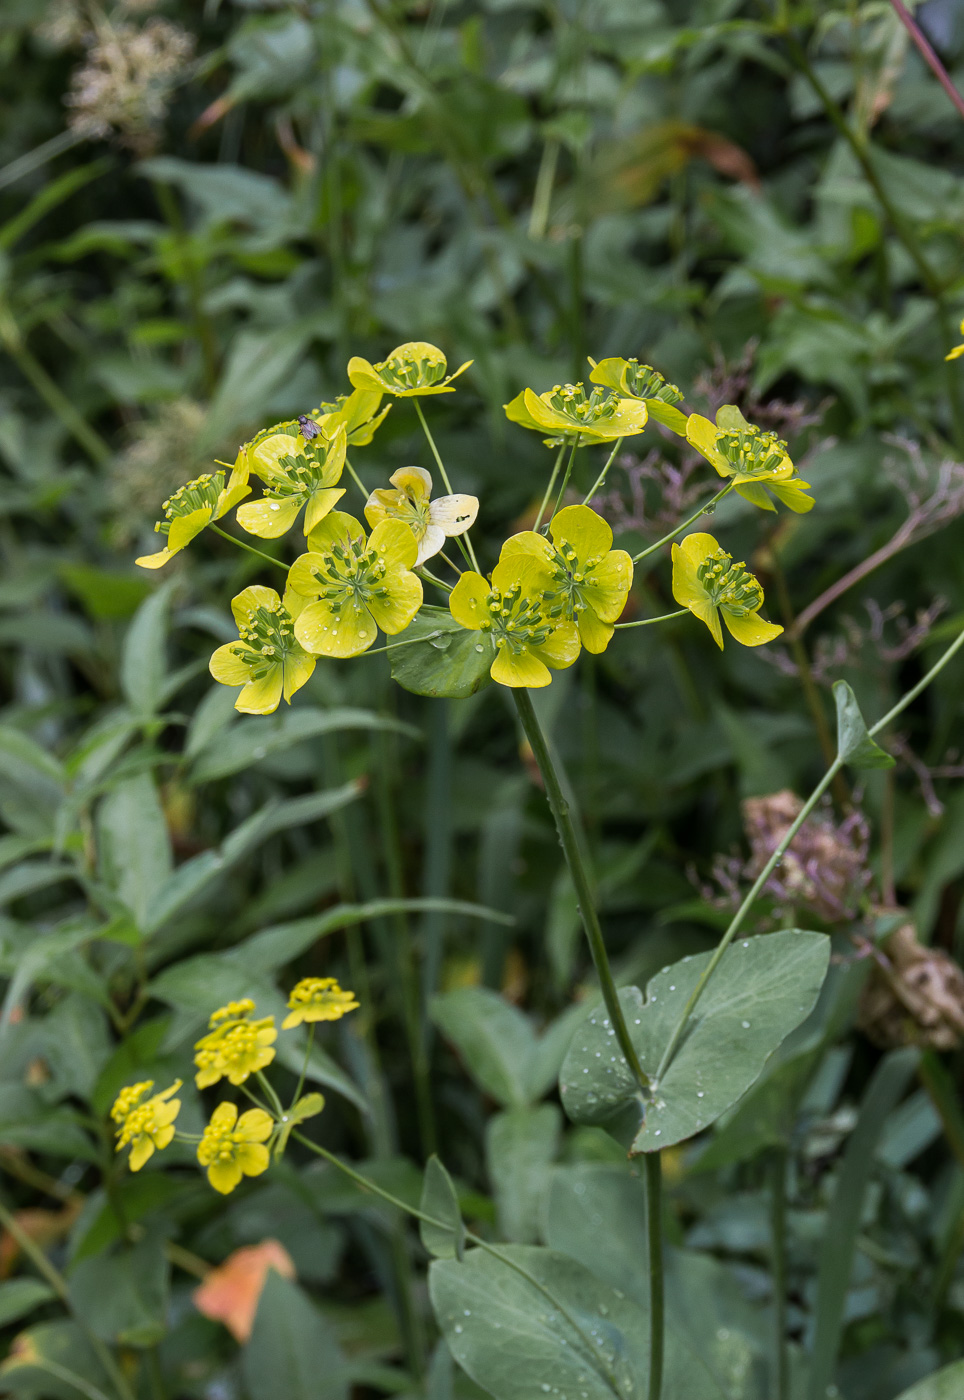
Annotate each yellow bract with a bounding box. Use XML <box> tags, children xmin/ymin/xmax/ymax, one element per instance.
<box><xmin>288</xmin><ymin>513</ymin><xmax>423</xmax><ymax>658</ymax></box>
<box><xmin>209</xmin><ymin>585</ymin><xmax>316</xmax><ymax>715</ymax></box>
<box><xmin>671</xmin><ymin>532</ymin><xmax>783</xmax><ymax>650</ymax></box>
<box><xmin>197</xmin><ymin>1102</ymin><xmax>273</xmax><ymax>1195</ymax></box>
<box><xmin>111</xmin><ymin>1079</ymin><xmax>182</xmax><ymax>1172</ymax></box>
<box><xmin>237</xmin><ymin>424</ymin><xmax>347</xmax><ymax>538</ymax></box>
<box><xmin>686</xmin><ymin>407</ymin><xmax>813</xmax><ymax>514</ymax></box>
<box><xmin>282</xmin><ymin>977</ymin><xmax>360</xmax><ymax>1029</ymax></box>
<box><xmin>348</xmin><ymin>341</ymin><xmax>472</xmax><ymax>397</ymax></box>
<box><xmin>504</xmin><ymin>382</ymin><xmax>649</xmax><ymax>446</ymax></box>
<box><xmin>136</xmin><ymin>455</ymin><xmax>251</xmax><ymax>569</ymax></box>
<box><xmin>588</xmin><ymin>357</ymin><xmax>688</xmax><ymax>435</ymax></box>
<box><xmin>500</xmin><ymin>503</ymin><xmax>633</xmax><ymax>654</ymax></box>
<box><xmin>449</xmin><ymin>556</ymin><xmax>580</xmax><ymax>688</ymax></box>
<box><xmin>365</xmin><ymin>466</ymin><xmax>478</xmax><ymax>567</ymax></box>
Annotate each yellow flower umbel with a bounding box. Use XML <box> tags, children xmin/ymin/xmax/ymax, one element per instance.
<box><xmin>504</xmin><ymin>382</ymin><xmax>649</xmax><ymax>447</ymax></box>
<box><xmin>348</xmin><ymin>341</ymin><xmax>472</xmax><ymax>397</ymax></box>
<box><xmin>588</xmin><ymin>357</ymin><xmax>688</xmax><ymax>434</ymax></box>
<box><xmin>236</xmin><ymin>424</ymin><xmax>347</xmax><ymax>538</ymax></box>
<box><xmin>136</xmin><ymin>456</ymin><xmax>251</xmax><ymax>569</ymax></box>
<box><xmin>288</xmin><ymin>512</ymin><xmax>423</xmax><ymax>658</ymax></box>
<box><xmin>449</xmin><ymin>556</ymin><xmax>580</xmax><ymax>688</ymax></box>
<box><xmin>312</xmin><ymin>386</ymin><xmax>391</xmax><ymax>445</ymax></box>
<box><xmin>501</xmin><ymin>505</ymin><xmax>632</xmax><ymax>654</ymax></box>
<box><xmin>197</xmin><ymin>1102</ymin><xmax>273</xmax><ymax>1195</ymax></box>
<box><xmin>672</xmin><ymin>533</ymin><xmax>783</xmax><ymax>650</ymax></box>
<box><xmin>111</xmin><ymin>1079</ymin><xmax>182</xmax><ymax>1171</ymax></box>
<box><xmin>365</xmin><ymin>466</ymin><xmax>478</xmax><ymax>568</ymax></box>
<box><xmin>194</xmin><ymin>1000</ymin><xmax>277</xmax><ymax>1089</ymax></box>
<box><xmin>209</xmin><ymin>585</ymin><xmax>316</xmax><ymax>715</ymax></box>
<box><xmin>686</xmin><ymin>407</ymin><xmax>813</xmax><ymax>514</ymax></box>
<box><xmin>282</xmin><ymin>977</ymin><xmax>360</xmax><ymax>1030</ymax></box>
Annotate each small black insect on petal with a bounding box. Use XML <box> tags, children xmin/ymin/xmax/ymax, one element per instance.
<box><xmin>298</xmin><ymin>415</ymin><xmax>320</xmax><ymax>440</ymax></box>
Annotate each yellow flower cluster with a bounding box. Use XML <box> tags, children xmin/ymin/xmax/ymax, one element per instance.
<box><xmin>137</xmin><ymin>341</ymin><xmax>802</xmax><ymax>707</ymax></box>
<box><xmin>109</xmin><ymin>980</ymin><xmax>358</xmax><ymax>1193</ymax></box>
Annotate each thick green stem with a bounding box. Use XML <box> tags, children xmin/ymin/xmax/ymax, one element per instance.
<box><xmin>644</xmin><ymin>1153</ymin><xmax>664</xmax><ymax>1400</ymax></box>
<box><xmin>631</xmin><ymin>483</ymin><xmax>734</xmax><ymax>565</ymax></box>
<box><xmin>512</xmin><ymin>689</ymin><xmax>649</xmax><ymax>1092</ymax></box>
<box><xmin>770</xmin><ymin>1148</ymin><xmax>789</xmax><ymax>1400</ymax></box>
<box><xmin>582</xmin><ymin>437</ymin><xmax>624</xmax><ymax>505</ymax></box>
<box><xmin>615</xmin><ymin>610</ymin><xmax>687</xmax><ymax>630</ymax></box>
<box><xmin>534</xmin><ymin>443</ymin><xmax>566</xmax><ymax>532</ymax></box>
<box><xmin>413</xmin><ymin>399</ymin><xmax>480</xmax><ymax>571</ymax></box>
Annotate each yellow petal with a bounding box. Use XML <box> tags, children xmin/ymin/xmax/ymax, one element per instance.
<box><xmin>207</xmin><ymin>1159</ymin><xmax>243</xmax><ymax>1194</ymax></box>
<box><xmin>281</xmin><ymin>1008</ymin><xmax>305</xmax><ymax>1030</ymax></box>
<box><xmin>550</xmin><ymin>503</ymin><xmax>613</xmax><ymax>560</ymax></box>
<box><xmin>282</xmin><ymin>649</ymin><xmax>315</xmax><ymax>702</ymax></box>
<box><xmin>236</xmin><ymin>668</ymin><xmax>284</xmax><ymax>714</ymax></box>
<box><xmin>237</xmin><ymin>1143</ymin><xmax>271</xmax><ymax>1177</ymax></box>
<box><xmin>366</xmin><ymin>568</ymin><xmax>423</xmax><ymax>635</ymax></box>
<box><xmin>231</xmin><ymin>586</ymin><xmax>281</xmax><ymax>629</ymax></box>
<box><xmin>577</xmin><ymin>609</ymin><xmax>614</xmax><ymax>654</ymax></box>
<box><xmin>491</xmin><ymin>646</ymin><xmax>552</xmax><ymax>688</ymax></box>
<box><xmin>128</xmin><ymin>1136</ymin><xmax>155</xmax><ymax>1172</ymax></box>
<box><xmin>168</xmin><ymin>507</ymin><xmax>213</xmax><ymax>552</ymax></box>
<box><xmin>767</xmin><ymin>479</ymin><xmax>815</xmax><ymax>514</ymax></box>
<box><xmin>734</xmin><ymin>481</ymin><xmax>776</xmax><ymax>512</ymax></box>
<box><xmin>283</xmin><ymin>585</ymin><xmax>311</xmax><ymax>620</ymax></box>
<box><xmin>429</xmin><ymin>494</ymin><xmax>478</xmax><ymax>537</ymax></box>
<box><xmin>136</xmin><ymin>547</ymin><xmax>175</xmax><ymax>570</ymax></box>
<box><xmin>209</xmin><ymin>644</ymin><xmax>250</xmax><ymax>687</ymax></box>
<box><xmin>210</xmin><ymin>1102</ymin><xmax>239</xmax><ymax>1132</ymax></box>
<box><xmin>533</xmin><ymin>621</ymin><xmax>581</xmax><ymax>670</ymax></box>
<box><xmin>295</xmin><ymin>598</ymin><xmax>376</xmax><ymax>657</ymax></box>
<box><xmin>722</xmin><ymin>611</ymin><xmax>784</xmax><ymax>647</ymax></box>
<box><xmin>389</xmin><ymin>465</ymin><xmax>433</xmax><ymax>500</ymax></box>
<box><xmin>236</xmin><ymin>496</ymin><xmax>304</xmax><ymax>539</ymax></box>
<box><xmin>305</xmin><ymin>510</ymin><xmax>366</xmax><ymax>556</ymax></box>
<box><xmin>415</xmin><ymin>523</ymin><xmax>446</xmax><ymax>566</ymax></box>
<box><xmin>946</xmin><ymin>344</ymin><xmax>964</xmax><ymax>361</ymax></box>
<box><xmin>449</xmin><ymin>571</ymin><xmax>491</xmax><ymax>630</ymax></box>
<box><xmin>250</xmin><ymin>434</ymin><xmax>301</xmax><ymax>484</ymax></box>
<box><xmin>490</xmin><ymin>554</ymin><xmax>548</xmax><ymax>596</ymax></box>
<box><xmin>369</xmin><ymin>517</ymin><xmax>418</xmax><ymax>570</ymax></box>
<box><xmin>286</xmin><ymin>553</ymin><xmax>326</xmax><ymax>599</ymax></box>
<box><xmin>347</xmin><ymin>356</ymin><xmax>383</xmax><ymax>392</ymax></box>
<box><xmin>153</xmin><ymin>1124</ymin><xmax>176</xmax><ymax>1151</ymax></box>
<box><xmin>585</xmin><ymin>551</ymin><xmax>633</xmax><ymax>622</ymax></box>
<box><xmin>236</xmin><ymin>1109</ymin><xmax>274</xmax><ymax>1142</ymax></box>
<box><xmin>215</xmin><ymin>454</ymin><xmax>252</xmax><ymax>516</ymax></box>
<box><xmin>364</xmin><ymin>487</ymin><xmax>406</xmax><ymax>529</ymax></box>
<box><xmin>500</xmin><ymin>530</ymin><xmax>553</xmax><ymax>564</ymax></box>
<box><xmin>304</xmin><ymin>487</ymin><xmax>346</xmax><ymax>535</ymax></box>
<box><xmin>503</xmin><ymin>390</ymin><xmax>544</xmax><ymax>433</ymax></box>
<box><xmin>685</xmin><ymin>415</ymin><xmax>728</xmax><ymax>476</ymax></box>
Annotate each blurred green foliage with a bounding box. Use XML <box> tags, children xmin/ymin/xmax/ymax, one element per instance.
<box><xmin>2</xmin><ymin>0</ymin><xmax>964</xmax><ymax>1396</ymax></box>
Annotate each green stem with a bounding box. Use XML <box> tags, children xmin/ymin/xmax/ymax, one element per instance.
<box><xmin>361</xmin><ymin>629</ymin><xmax>443</xmax><ymax>659</ymax></box>
<box><xmin>582</xmin><ymin>437</ymin><xmax>624</xmax><ymax>505</ymax></box>
<box><xmin>631</xmin><ymin>483</ymin><xmax>734</xmax><ymax>565</ymax></box>
<box><xmin>512</xmin><ymin>689</ymin><xmax>650</xmax><ymax>1092</ymax></box>
<box><xmin>534</xmin><ymin>443</ymin><xmax>567</xmax><ymax>533</ymax></box>
<box><xmin>291</xmin><ymin>1025</ymin><xmax>315</xmax><ymax>1108</ymax></box>
<box><xmin>209</xmin><ymin>524</ymin><xmax>287</xmax><ymax>572</ymax></box>
<box><xmin>291</xmin><ymin>1131</ymin><xmax>623</xmax><ymax>1396</ymax></box>
<box><xmin>645</xmin><ymin>1153</ymin><xmax>664</xmax><ymax>1400</ymax></box>
<box><xmin>344</xmin><ymin>455</ymin><xmax>369</xmax><ymax>500</ymax></box>
<box><xmin>0</xmin><ymin>1197</ymin><xmax>136</xmax><ymax>1400</ymax></box>
<box><xmin>416</xmin><ymin>566</ymin><xmax>453</xmax><ymax>594</ymax></box>
<box><xmin>549</xmin><ymin>437</ymin><xmax>581</xmax><ymax>523</ymax></box>
<box><xmin>655</xmin><ymin>619</ymin><xmax>964</xmax><ymax>1085</ymax></box>
<box><xmin>615</xmin><ymin>610</ymin><xmax>688</xmax><ymax>630</ymax></box>
<box><xmin>769</xmin><ymin>1148</ymin><xmax>789</xmax><ymax>1400</ymax></box>
<box><xmin>413</xmin><ymin>399</ymin><xmax>480</xmax><ymax>571</ymax></box>
<box><xmin>528</xmin><ymin>137</ymin><xmax>560</xmax><ymax>239</ymax></box>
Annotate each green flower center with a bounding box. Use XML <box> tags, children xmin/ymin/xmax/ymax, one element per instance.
<box><xmin>265</xmin><ymin>445</ymin><xmax>334</xmax><ymax>502</ymax></box>
<box><xmin>376</xmin><ymin>350</ymin><xmax>446</xmax><ymax>390</ymax></box>
<box><xmin>232</xmin><ymin>604</ymin><xmax>299</xmax><ymax>676</ymax></box>
<box><xmin>479</xmin><ymin>582</ymin><xmax>553</xmax><ymax>653</ymax></box>
<box><xmin>545</xmin><ymin>383</ymin><xmax>619</xmax><ymax>425</ymax></box>
<box><xmin>156</xmin><ymin>472</ymin><xmax>223</xmax><ymax>534</ymax></box>
<box><xmin>620</xmin><ymin>361</ymin><xmax>683</xmax><ymax>404</ymax></box>
<box><xmin>717</xmin><ymin>427</ymin><xmax>787</xmax><ymax>478</ymax></box>
<box><xmin>309</xmin><ymin>538</ymin><xmax>393</xmax><ymax>618</ymax></box>
<box><xmin>541</xmin><ymin>540</ymin><xmax>601</xmax><ymax>620</ymax></box>
<box><xmin>696</xmin><ymin>549</ymin><xmax>764</xmax><ymax>616</ymax></box>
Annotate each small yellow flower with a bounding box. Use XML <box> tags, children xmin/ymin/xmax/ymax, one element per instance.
<box><xmin>947</xmin><ymin>318</ymin><xmax>964</xmax><ymax>361</ymax></box>
<box><xmin>449</xmin><ymin>556</ymin><xmax>580</xmax><ymax>688</ymax></box>
<box><xmin>588</xmin><ymin>357</ymin><xmax>688</xmax><ymax>434</ymax></box>
<box><xmin>236</xmin><ymin>424</ymin><xmax>347</xmax><ymax>538</ymax></box>
<box><xmin>282</xmin><ymin>977</ymin><xmax>360</xmax><ymax>1030</ymax></box>
<box><xmin>686</xmin><ymin>407</ymin><xmax>813</xmax><ymax>514</ymax></box>
<box><xmin>194</xmin><ymin>1016</ymin><xmax>277</xmax><ymax>1089</ymax></box>
<box><xmin>500</xmin><ymin>504</ymin><xmax>633</xmax><ymax>654</ymax></box>
<box><xmin>504</xmin><ymin>382</ymin><xmax>649</xmax><ymax>446</ymax></box>
<box><xmin>136</xmin><ymin>456</ymin><xmax>251</xmax><ymax>569</ymax></box>
<box><xmin>311</xmin><ymin>386</ymin><xmax>391</xmax><ymax>445</ymax></box>
<box><xmin>209</xmin><ymin>585</ymin><xmax>316</xmax><ymax>715</ymax></box>
<box><xmin>364</xmin><ymin>466</ymin><xmax>478</xmax><ymax>567</ymax></box>
<box><xmin>208</xmin><ymin>999</ymin><xmax>256</xmax><ymax>1026</ymax></box>
<box><xmin>197</xmin><ymin>1102</ymin><xmax>273</xmax><ymax>1195</ymax></box>
<box><xmin>111</xmin><ymin>1079</ymin><xmax>182</xmax><ymax>1172</ymax></box>
<box><xmin>348</xmin><ymin>341</ymin><xmax>472</xmax><ymax>398</ymax></box>
<box><xmin>287</xmin><ymin>512</ymin><xmax>423</xmax><ymax>658</ymax></box>
<box><xmin>671</xmin><ymin>533</ymin><xmax>783</xmax><ymax>650</ymax></box>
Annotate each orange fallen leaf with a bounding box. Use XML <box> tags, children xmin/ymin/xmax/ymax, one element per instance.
<box><xmin>192</xmin><ymin>1240</ymin><xmax>295</xmax><ymax>1343</ymax></box>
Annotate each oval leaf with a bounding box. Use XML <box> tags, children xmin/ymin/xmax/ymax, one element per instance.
<box><xmin>389</xmin><ymin>607</ymin><xmax>495</xmax><ymax>699</ymax></box>
<box><xmin>420</xmin><ymin>1155</ymin><xmax>465</xmax><ymax>1260</ymax></box>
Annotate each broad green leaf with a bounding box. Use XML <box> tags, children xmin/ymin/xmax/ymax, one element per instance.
<box><xmin>0</xmin><ymin>1279</ymin><xmax>56</xmax><ymax>1328</ymax></box>
<box><xmin>691</xmin><ymin>1044</ymin><xmax>823</xmax><ymax>1173</ymax></box>
<box><xmin>183</xmin><ymin>682</ymin><xmax>240</xmax><ymax>760</ymax></box>
<box><xmin>832</xmin><ymin>680</ymin><xmax>894</xmax><ymax>769</ymax></box>
<box><xmin>0</xmin><ymin>724</ymin><xmax>64</xmax><ymax>838</ymax></box>
<box><xmin>97</xmin><ymin>771</ymin><xmax>172</xmax><ymax>928</ymax></box>
<box><xmin>68</xmin><ymin>1229</ymin><xmax>169</xmax><ymax>1348</ymax></box>
<box><xmin>189</xmin><ymin>706</ymin><xmax>419</xmax><ymax>783</ymax></box>
<box><xmin>120</xmin><ymin>581</ymin><xmax>174</xmax><ymax>717</ymax></box>
<box><xmin>243</xmin><ymin>1272</ymin><xmax>348</xmax><ymax>1400</ymax></box>
<box><xmin>420</xmin><ymin>1155</ymin><xmax>466</xmax><ymax>1260</ymax></box>
<box><xmin>0</xmin><ymin>1320</ymin><xmax>113</xmax><ymax>1399</ymax></box>
<box><xmin>389</xmin><ymin>607</ymin><xmax>495</xmax><ymax>699</ymax></box>
<box><xmin>486</xmin><ymin>1105</ymin><xmax>560</xmax><ymax>1243</ymax></box>
<box><xmin>68</xmin><ymin>1175</ymin><xmax>185</xmax><ymax>1265</ymax></box>
<box><xmin>430</xmin><ymin>988</ymin><xmax>537</xmax><ymax>1108</ymax></box>
<box><xmin>559</xmin><ymin>930</ymin><xmax>830</xmax><ymax>1151</ymax></box>
<box><xmin>893</xmin><ymin>1361</ymin><xmax>964</xmax><ymax>1400</ymax></box>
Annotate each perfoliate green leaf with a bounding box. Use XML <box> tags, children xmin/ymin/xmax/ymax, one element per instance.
<box><xmin>560</xmin><ymin>930</ymin><xmax>830</xmax><ymax>1151</ymax></box>
<box><xmin>389</xmin><ymin>607</ymin><xmax>495</xmax><ymax>699</ymax></box>
<box><xmin>420</xmin><ymin>1155</ymin><xmax>465</xmax><ymax>1261</ymax></box>
<box><xmin>833</xmin><ymin>680</ymin><xmax>895</xmax><ymax>769</ymax></box>
<box><xmin>275</xmin><ymin>1091</ymin><xmax>325</xmax><ymax>1156</ymax></box>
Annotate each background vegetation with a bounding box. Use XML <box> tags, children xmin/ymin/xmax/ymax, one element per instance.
<box><xmin>2</xmin><ymin>0</ymin><xmax>964</xmax><ymax>1396</ymax></box>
